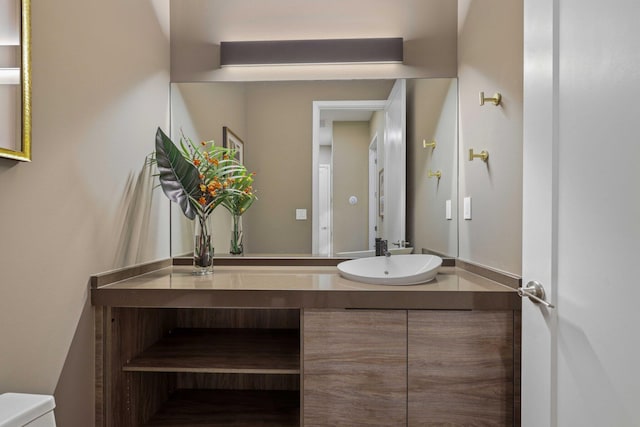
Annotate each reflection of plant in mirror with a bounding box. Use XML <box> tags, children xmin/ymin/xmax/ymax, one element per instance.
<box><xmin>220</xmin><ymin>164</ymin><xmax>257</xmax><ymax>255</ymax></box>
<box><xmin>154</xmin><ymin>127</ymin><xmax>256</xmax><ymax>267</ymax></box>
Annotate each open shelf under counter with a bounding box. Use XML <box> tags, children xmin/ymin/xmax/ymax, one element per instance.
<box><xmin>143</xmin><ymin>389</ymin><xmax>300</xmax><ymax>427</ymax></box>
<box><xmin>124</xmin><ymin>328</ymin><xmax>300</xmax><ymax>374</ymax></box>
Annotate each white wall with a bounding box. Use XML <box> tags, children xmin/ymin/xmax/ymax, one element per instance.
<box><xmin>0</xmin><ymin>1</ymin><xmax>171</xmax><ymax>425</ymax></box>
<box><xmin>458</xmin><ymin>0</ymin><xmax>523</xmax><ymax>275</ymax></box>
<box><xmin>553</xmin><ymin>0</ymin><xmax>640</xmax><ymax>424</ymax></box>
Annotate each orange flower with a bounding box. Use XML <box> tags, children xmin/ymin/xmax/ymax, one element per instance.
<box><xmin>198</xmin><ymin>196</ymin><xmax>207</xmax><ymax>206</ymax></box>
<box><xmin>207</xmin><ymin>183</ymin><xmax>216</xmax><ymax>192</ymax></box>
<box><xmin>209</xmin><ymin>190</ymin><xmax>217</xmax><ymax>197</ymax></box>
<box><xmin>199</xmin><ymin>184</ymin><xmax>207</xmax><ymax>192</ymax></box>
<box><xmin>193</xmin><ymin>158</ymin><xmax>201</xmax><ymax>167</ymax></box>
<box><xmin>198</xmin><ymin>173</ymin><xmax>204</xmax><ymax>180</ymax></box>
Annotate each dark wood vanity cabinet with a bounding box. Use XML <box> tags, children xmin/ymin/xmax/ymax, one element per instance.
<box><xmin>96</xmin><ymin>307</ymin><xmax>519</xmax><ymax>426</ymax></box>
<box><xmin>97</xmin><ymin>307</ymin><xmax>301</xmax><ymax>427</ymax></box>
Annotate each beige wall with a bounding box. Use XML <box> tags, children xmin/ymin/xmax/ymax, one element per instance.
<box><xmin>332</xmin><ymin>122</ymin><xmax>370</xmax><ymax>253</ymax></box>
<box><xmin>0</xmin><ymin>1</ymin><xmax>171</xmax><ymax>426</ymax></box>
<box><xmin>243</xmin><ymin>81</ymin><xmax>393</xmax><ymax>253</ymax></box>
<box><xmin>457</xmin><ymin>0</ymin><xmax>523</xmax><ymax>274</ymax></box>
<box><xmin>170</xmin><ymin>0</ymin><xmax>457</xmax><ymax>82</ymax></box>
<box><xmin>407</xmin><ymin>79</ymin><xmax>458</xmax><ymax>256</ymax></box>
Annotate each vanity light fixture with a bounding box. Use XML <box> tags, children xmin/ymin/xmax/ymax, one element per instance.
<box><xmin>220</xmin><ymin>37</ymin><xmax>403</xmax><ymax>66</ymax></box>
<box><xmin>479</xmin><ymin>91</ymin><xmax>502</xmax><ymax>106</ymax></box>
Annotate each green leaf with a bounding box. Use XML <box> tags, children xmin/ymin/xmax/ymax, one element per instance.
<box><xmin>155</xmin><ymin>127</ymin><xmax>201</xmax><ymax>220</ymax></box>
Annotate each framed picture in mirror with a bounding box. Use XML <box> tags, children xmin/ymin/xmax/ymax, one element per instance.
<box><xmin>0</xmin><ymin>0</ymin><xmax>31</xmax><ymax>162</ymax></box>
<box><xmin>222</xmin><ymin>126</ymin><xmax>244</xmax><ymax>164</ymax></box>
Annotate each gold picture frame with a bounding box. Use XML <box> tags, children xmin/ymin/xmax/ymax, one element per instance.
<box><xmin>0</xmin><ymin>0</ymin><xmax>31</xmax><ymax>162</ymax></box>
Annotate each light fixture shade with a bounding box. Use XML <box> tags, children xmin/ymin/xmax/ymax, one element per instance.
<box><xmin>220</xmin><ymin>37</ymin><xmax>403</xmax><ymax>66</ymax></box>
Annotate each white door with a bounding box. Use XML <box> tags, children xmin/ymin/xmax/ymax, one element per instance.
<box><xmin>522</xmin><ymin>1</ymin><xmax>640</xmax><ymax>426</ymax></box>
<box><xmin>383</xmin><ymin>79</ymin><xmax>406</xmax><ymax>246</ymax></box>
<box><xmin>318</xmin><ymin>164</ymin><xmax>331</xmax><ymax>256</ymax></box>
<box><xmin>521</xmin><ymin>0</ymin><xmax>557</xmax><ymax>424</ymax></box>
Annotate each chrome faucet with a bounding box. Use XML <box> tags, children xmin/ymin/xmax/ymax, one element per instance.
<box><xmin>381</xmin><ymin>240</ymin><xmax>391</xmax><ymax>257</ymax></box>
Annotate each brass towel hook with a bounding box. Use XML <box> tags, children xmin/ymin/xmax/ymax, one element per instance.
<box><xmin>423</xmin><ymin>139</ymin><xmax>436</xmax><ymax>149</ymax></box>
<box><xmin>479</xmin><ymin>91</ymin><xmax>502</xmax><ymax>106</ymax></box>
<box><xmin>428</xmin><ymin>170</ymin><xmax>442</xmax><ymax>179</ymax></box>
<box><xmin>469</xmin><ymin>148</ymin><xmax>489</xmax><ymax>162</ymax></box>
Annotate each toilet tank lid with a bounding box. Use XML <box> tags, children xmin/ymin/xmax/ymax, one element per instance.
<box><xmin>0</xmin><ymin>393</ymin><xmax>55</xmax><ymax>427</ymax></box>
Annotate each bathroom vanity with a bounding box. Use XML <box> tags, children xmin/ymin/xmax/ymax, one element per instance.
<box><xmin>92</xmin><ymin>258</ymin><xmax>521</xmax><ymax>426</ymax></box>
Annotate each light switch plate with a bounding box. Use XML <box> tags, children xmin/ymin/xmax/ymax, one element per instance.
<box><xmin>463</xmin><ymin>197</ymin><xmax>472</xmax><ymax>220</ymax></box>
<box><xmin>296</xmin><ymin>209</ymin><xmax>307</xmax><ymax>220</ymax></box>
<box><xmin>445</xmin><ymin>200</ymin><xmax>452</xmax><ymax>220</ymax></box>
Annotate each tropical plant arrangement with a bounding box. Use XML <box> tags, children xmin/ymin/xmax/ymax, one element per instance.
<box><xmin>219</xmin><ymin>165</ymin><xmax>256</xmax><ymax>255</ymax></box>
<box><xmin>154</xmin><ymin>127</ymin><xmax>256</xmax><ymax>273</ymax></box>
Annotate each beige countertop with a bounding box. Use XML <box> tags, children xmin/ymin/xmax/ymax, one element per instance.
<box><xmin>91</xmin><ymin>264</ymin><xmax>520</xmax><ymax>310</ymax></box>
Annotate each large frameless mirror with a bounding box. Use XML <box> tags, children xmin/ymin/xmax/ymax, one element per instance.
<box><xmin>0</xmin><ymin>0</ymin><xmax>31</xmax><ymax>162</ymax></box>
<box><xmin>170</xmin><ymin>78</ymin><xmax>458</xmax><ymax>258</ymax></box>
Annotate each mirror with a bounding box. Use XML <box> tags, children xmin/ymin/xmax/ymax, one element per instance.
<box><xmin>0</xmin><ymin>0</ymin><xmax>31</xmax><ymax>162</ymax></box>
<box><xmin>170</xmin><ymin>78</ymin><xmax>457</xmax><ymax>257</ymax></box>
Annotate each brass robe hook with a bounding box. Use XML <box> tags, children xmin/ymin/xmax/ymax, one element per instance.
<box><xmin>469</xmin><ymin>148</ymin><xmax>489</xmax><ymax>162</ymax></box>
<box><xmin>479</xmin><ymin>91</ymin><xmax>502</xmax><ymax>106</ymax></box>
<box><xmin>428</xmin><ymin>170</ymin><xmax>442</xmax><ymax>179</ymax></box>
<box><xmin>423</xmin><ymin>139</ymin><xmax>436</xmax><ymax>149</ymax></box>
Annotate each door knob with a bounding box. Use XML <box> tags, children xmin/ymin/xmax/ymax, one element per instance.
<box><xmin>518</xmin><ymin>281</ymin><xmax>555</xmax><ymax>308</ymax></box>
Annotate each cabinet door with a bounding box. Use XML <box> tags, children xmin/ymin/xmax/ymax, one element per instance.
<box><xmin>408</xmin><ymin>310</ymin><xmax>514</xmax><ymax>426</ymax></box>
<box><xmin>303</xmin><ymin>310</ymin><xmax>406</xmax><ymax>427</ymax></box>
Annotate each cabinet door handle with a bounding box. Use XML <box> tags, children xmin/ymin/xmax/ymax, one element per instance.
<box><xmin>517</xmin><ymin>281</ymin><xmax>555</xmax><ymax>309</ymax></box>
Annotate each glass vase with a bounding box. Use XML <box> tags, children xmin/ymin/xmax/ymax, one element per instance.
<box><xmin>193</xmin><ymin>214</ymin><xmax>214</xmax><ymax>275</ymax></box>
<box><xmin>230</xmin><ymin>214</ymin><xmax>243</xmax><ymax>255</ymax></box>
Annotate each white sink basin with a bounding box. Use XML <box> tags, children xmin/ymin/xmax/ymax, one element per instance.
<box><xmin>337</xmin><ymin>254</ymin><xmax>443</xmax><ymax>285</ymax></box>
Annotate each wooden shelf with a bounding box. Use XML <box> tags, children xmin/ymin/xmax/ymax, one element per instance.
<box><xmin>144</xmin><ymin>389</ymin><xmax>299</xmax><ymax>426</ymax></box>
<box><xmin>124</xmin><ymin>328</ymin><xmax>300</xmax><ymax>374</ymax></box>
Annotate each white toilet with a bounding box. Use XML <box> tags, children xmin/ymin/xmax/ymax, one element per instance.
<box><xmin>0</xmin><ymin>394</ymin><xmax>56</xmax><ymax>427</ymax></box>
